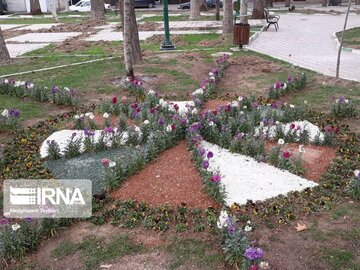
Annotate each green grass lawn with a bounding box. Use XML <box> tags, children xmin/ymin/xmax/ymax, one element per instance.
<box><xmin>336</xmin><ymin>27</ymin><xmax>360</xmax><ymax>49</ymax></box>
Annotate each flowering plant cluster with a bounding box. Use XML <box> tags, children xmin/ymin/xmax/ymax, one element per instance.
<box><xmin>124</xmin><ymin>77</ymin><xmax>146</xmax><ymax>102</ymax></box>
<box><xmin>0</xmin><ymin>108</ymin><xmax>21</xmax><ymax>131</ymax></box>
<box><xmin>330</xmin><ymin>96</ymin><xmax>357</xmax><ymax>118</ymax></box>
<box><xmin>0</xmin><ymin>79</ymin><xmax>79</xmax><ymax>106</ymax></box>
<box><xmin>218</xmin><ymin>210</ymin><xmax>269</xmax><ymax>270</ymax></box>
<box><xmin>268</xmin><ymin>73</ymin><xmax>307</xmax><ymax>99</ymax></box>
<box><xmin>347</xmin><ymin>169</ymin><xmax>360</xmax><ymax>200</ymax></box>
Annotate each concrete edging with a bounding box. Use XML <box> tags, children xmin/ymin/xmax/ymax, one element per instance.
<box><xmin>331</xmin><ymin>32</ymin><xmax>360</xmax><ymax>55</ymax></box>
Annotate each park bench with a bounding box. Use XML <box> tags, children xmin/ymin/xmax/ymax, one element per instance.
<box><xmin>264</xmin><ymin>8</ymin><xmax>280</xmax><ymax>32</ymax></box>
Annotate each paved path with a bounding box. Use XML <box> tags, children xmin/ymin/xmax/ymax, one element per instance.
<box><xmin>248</xmin><ymin>14</ymin><xmax>360</xmax><ymax>81</ymax></box>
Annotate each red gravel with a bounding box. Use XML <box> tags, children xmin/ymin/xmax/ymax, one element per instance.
<box><xmin>111</xmin><ymin>140</ymin><xmax>219</xmax><ymax>209</ymax></box>
<box><xmin>265</xmin><ymin>141</ymin><xmax>337</xmax><ymax>182</ymax></box>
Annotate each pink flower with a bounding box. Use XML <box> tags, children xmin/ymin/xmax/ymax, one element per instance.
<box><xmin>101</xmin><ymin>158</ymin><xmax>110</xmax><ymax>167</ymax></box>
<box><xmin>250</xmin><ymin>265</ymin><xmax>259</xmax><ymax>270</ymax></box>
<box><xmin>282</xmin><ymin>151</ymin><xmax>291</xmax><ymax>159</ymax></box>
<box><xmin>211</xmin><ymin>173</ymin><xmax>221</xmax><ymax>182</ymax></box>
<box><xmin>112</xmin><ymin>96</ymin><xmax>118</xmax><ymax>104</ymax></box>
<box><xmin>121</xmin><ymin>96</ymin><xmax>127</xmax><ymax>103</ymax></box>
<box><xmin>290</xmin><ymin>123</ymin><xmax>296</xmax><ymax>129</ymax></box>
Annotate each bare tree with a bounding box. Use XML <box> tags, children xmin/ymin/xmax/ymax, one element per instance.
<box><xmin>252</xmin><ymin>0</ymin><xmax>265</xmax><ymax>19</ymax></box>
<box><xmin>30</xmin><ymin>0</ymin><xmax>43</xmax><ymax>15</ymax></box>
<box><xmin>223</xmin><ymin>0</ymin><xmax>233</xmax><ymax>34</ymax></box>
<box><xmin>0</xmin><ymin>27</ymin><xmax>10</xmax><ymax>64</ymax></box>
<box><xmin>123</xmin><ymin>0</ymin><xmax>142</xmax><ymax>79</ymax></box>
<box><xmin>49</xmin><ymin>0</ymin><xmax>59</xmax><ymax>23</ymax></box>
<box><xmin>336</xmin><ymin>1</ymin><xmax>351</xmax><ymax>79</ymax></box>
<box><xmin>285</xmin><ymin>0</ymin><xmax>290</xmax><ymax>7</ymax></box>
<box><xmin>91</xmin><ymin>0</ymin><xmax>105</xmax><ymax>20</ymax></box>
<box><xmin>62</xmin><ymin>0</ymin><xmax>70</xmax><ymax>11</ymax></box>
<box><xmin>215</xmin><ymin>0</ymin><xmax>220</xmax><ymax>20</ymax></box>
<box><xmin>240</xmin><ymin>0</ymin><xmax>248</xmax><ymax>24</ymax></box>
<box><xmin>265</xmin><ymin>0</ymin><xmax>273</xmax><ymax>8</ymax></box>
<box><xmin>190</xmin><ymin>0</ymin><xmax>200</xmax><ymax>20</ymax></box>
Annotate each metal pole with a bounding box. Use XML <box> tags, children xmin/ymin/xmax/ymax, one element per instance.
<box><xmin>236</xmin><ymin>0</ymin><xmax>241</xmax><ymax>16</ymax></box>
<box><xmin>160</xmin><ymin>0</ymin><xmax>176</xmax><ymax>50</ymax></box>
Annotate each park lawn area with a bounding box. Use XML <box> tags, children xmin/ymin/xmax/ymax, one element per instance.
<box><xmin>336</xmin><ymin>27</ymin><xmax>360</xmax><ymax>49</ymax></box>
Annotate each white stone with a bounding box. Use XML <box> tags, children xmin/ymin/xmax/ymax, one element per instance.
<box><xmin>201</xmin><ymin>140</ymin><xmax>318</xmax><ymax>206</ymax></box>
<box><xmin>6</xmin><ymin>32</ymin><xmax>82</xmax><ymax>43</ymax></box>
<box><xmin>6</xmin><ymin>43</ymin><xmax>50</xmax><ymax>58</ymax></box>
<box><xmin>15</xmin><ymin>23</ymin><xmax>62</xmax><ymax>31</ymax></box>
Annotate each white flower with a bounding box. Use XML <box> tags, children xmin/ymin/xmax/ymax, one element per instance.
<box><xmin>28</xmin><ymin>83</ymin><xmax>34</xmax><ymax>89</ymax></box>
<box><xmin>209</xmin><ymin>76</ymin><xmax>215</xmax><ymax>81</ymax></box>
<box><xmin>247</xmin><ymin>220</ymin><xmax>252</xmax><ymax>224</ymax></box>
<box><xmin>109</xmin><ymin>161</ymin><xmax>116</xmax><ymax>168</ymax></box>
<box><xmin>148</xmin><ymin>89</ymin><xmax>156</xmax><ymax>96</ymax></box>
<box><xmin>304</xmin><ymin>100</ymin><xmax>308</xmax><ymax>104</ymax></box>
<box><xmin>275</xmin><ymin>121</ymin><xmax>280</xmax><ymax>125</ymax></box>
<box><xmin>209</xmin><ymin>121</ymin><xmax>215</xmax><ymax>126</ymax></box>
<box><xmin>1</xmin><ymin>109</ymin><xmax>9</xmax><ymax>117</ymax></box>
<box><xmin>4</xmin><ymin>79</ymin><xmax>8</xmax><ymax>84</ymax></box>
<box><xmin>144</xmin><ymin>120</ymin><xmax>150</xmax><ymax>125</ymax></box>
<box><xmin>259</xmin><ymin>262</ymin><xmax>270</xmax><ymax>270</ymax></box>
<box><xmin>64</xmin><ymin>87</ymin><xmax>70</xmax><ymax>92</ymax></box>
<box><xmin>335</xmin><ymin>99</ymin><xmax>339</xmax><ymax>104</ymax></box>
<box><xmin>208</xmin><ymin>72</ymin><xmax>214</xmax><ymax>76</ymax></box>
<box><xmin>289</xmin><ymin>104</ymin><xmax>295</xmax><ymax>108</ymax></box>
<box><xmin>193</xmin><ymin>88</ymin><xmax>204</xmax><ymax>95</ymax></box>
<box><xmin>12</xmin><ymin>223</ymin><xmax>21</xmax><ymax>231</ymax></box>
<box><xmin>79</xmin><ymin>114</ymin><xmax>84</xmax><ymax>118</ymax></box>
<box><xmin>166</xmin><ymin>125</ymin><xmax>172</xmax><ymax>132</ymax></box>
<box><xmin>74</xmin><ymin>115</ymin><xmax>80</xmax><ymax>120</ymax></box>
<box><xmin>125</xmin><ymin>77</ymin><xmax>131</xmax><ymax>82</ymax></box>
<box><xmin>14</xmin><ymin>81</ymin><xmax>21</xmax><ymax>87</ymax></box>
<box><xmin>191</xmin><ymin>108</ymin><xmax>198</xmax><ymax>114</ymax></box>
<box><xmin>89</xmin><ymin>114</ymin><xmax>94</xmax><ymax>120</ymax></box>
<box><xmin>299</xmin><ymin>144</ymin><xmax>305</xmax><ymax>153</ymax></box>
<box><xmin>345</xmin><ymin>99</ymin><xmax>349</xmax><ymax>104</ymax></box>
<box><xmin>267</xmin><ymin>103</ymin><xmax>271</xmax><ymax>107</ymax></box>
<box><xmin>20</xmin><ymin>81</ymin><xmax>26</xmax><ymax>86</ymax></box>
<box><xmin>134</xmin><ymin>126</ymin><xmax>141</xmax><ymax>133</ymax></box>
<box><xmin>278</xmin><ymin>138</ymin><xmax>285</xmax><ymax>145</ymax></box>
<box><xmin>103</xmin><ymin>113</ymin><xmax>109</xmax><ymax>119</ymax></box>
<box><xmin>85</xmin><ymin>112</ymin><xmax>91</xmax><ymax>117</ymax></box>
<box><xmin>161</xmin><ymin>101</ymin><xmax>168</xmax><ymax>108</ymax></box>
<box><xmin>238</xmin><ymin>96</ymin><xmax>243</xmax><ymax>101</ymax></box>
<box><xmin>244</xmin><ymin>225</ymin><xmax>252</xmax><ymax>232</ymax></box>
<box><xmin>159</xmin><ymin>98</ymin><xmax>164</xmax><ymax>104</ymax></box>
<box><xmin>239</xmin><ymin>111</ymin><xmax>244</xmax><ymax>115</ymax></box>
<box><xmin>243</xmin><ymin>105</ymin><xmax>247</xmax><ymax>109</ymax></box>
<box><xmin>217</xmin><ymin>210</ymin><xmax>229</xmax><ymax>229</ymax></box>
<box><xmin>354</xmin><ymin>170</ymin><xmax>360</xmax><ymax>177</ymax></box>
<box><xmin>231</xmin><ymin>101</ymin><xmax>239</xmax><ymax>108</ymax></box>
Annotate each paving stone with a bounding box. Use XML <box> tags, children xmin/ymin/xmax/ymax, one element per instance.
<box><xmin>6</xmin><ymin>43</ymin><xmax>50</xmax><ymax>58</ymax></box>
<box><xmin>248</xmin><ymin>14</ymin><xmax>360</xmax><ymax>82</ymax></box>
<box><xmin>15</xmin><ymin>23</ymin><xmax>62</xmax><ymax>31</ymax></box>
<box><xmin>0</xmin><ymin>24</ymin><xmax>24</xmax><ymax>30</ymax></box>
<box><xmin>6</xmin><ymin>32</ymin><xmax>82</xmax><ymax>43</ymax></box>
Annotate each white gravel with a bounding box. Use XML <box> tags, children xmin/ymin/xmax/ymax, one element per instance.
<box><xmin>255</xmin><ymin>120</ymin><xmax>324</xmax><ymax>142</ymax></box>
<box><xmin>201</xmin><ymin>140</ymin><xmax>318</xmax><ymax>206</ymax></box>
<box><xmin>40</xmin><ymin>130</ymin><xmax>129</xmax><ymax>158</ymax></box>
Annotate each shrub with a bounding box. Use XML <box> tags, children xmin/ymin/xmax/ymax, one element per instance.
<box><xmin>330</xmin><ymin>96</ymin><xmax>357</xmax><ymax>118</ymax></box>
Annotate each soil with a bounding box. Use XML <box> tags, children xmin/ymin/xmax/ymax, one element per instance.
<box><xmin>111</xmin><ymin>140</ymin><xmax>219</xmax><ymax>209</ymax></box>
<box><xmin>216</xmin><ymin>56</ymin><xmax>284</xmax><ymax>97</ymax></box>
<box><xmin>264</xmin><ymin>141</ymin><xmax>337</xmax><ymax>182</ymax></box>
<box><xmin>201</xmin><ymin>99</ymin><xmax>230</xmax><ymax>113</ymax></box>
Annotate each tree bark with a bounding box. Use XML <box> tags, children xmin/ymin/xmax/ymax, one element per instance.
<box><xmin>240</xmin><ymin>0</ymin><xmax>248</xmax><ymax>24</ymax></box>
<box><xmin>30</xmin><ymin>0</ymin><xmax>43</xmax><ymax>15</ymax></box>
<box><xmin>119</xmin><ymin>0</ymin><xmax>124</xmax><ymax>32</ymax></box>
<box><xmin>49</xmin><ymin>0</ymin><xmax>59</xmax><ymax>23</ymax></box>
<box><xmin>91</xmin><ymin>0</ymin><xmax>105</xmax><ymax>20</ymax></box>
<box><xmin>223</xmin><ymin>0</ymin><xmax>233</xmax><ymax>35</ymax></box>
<box><xmin>252</xmin><ymin>0</ymin><xmax>265</xmax><ymax>19</ymax></box>
<box><xmin>285</xmin><ymin>0</ymin><xmax>290</xmax><ymax>7</ymax></box>
<box><xmin>265</xmin><ymin>0</ymin><xmax>273</xmax><ymax>8</ymax></box>
<box><xmin>62</xmin><ymin>0</ymin><xmax>70</xmax><ymax>11</ymax></box>
<box><xmin>215</xmin><ymin>0</ymin><xmax>220</xmax><ymax>20</ymax></box>
<box><xmin>322</xmin><ymin>0</ymin><xmax>327</xmax><ymax>7</ymax></box>
<box><xmin>190</xmin><ymin>0</ymin><xmax>200</xmax><ymax>20</ymax></box>
<box><xmin>123</xmin><ymin>0</ymin><xmax>142</xmax><ymax>78</ymax></box>
<box><xmin>0</xmin><ymin>27</ymin><xmax>10</xmax><ymax>64</ymax></box>
<box><xmin>356</xmin><ymin>0</ymin><xmax>360</xmax><ymax>5</ymax></box>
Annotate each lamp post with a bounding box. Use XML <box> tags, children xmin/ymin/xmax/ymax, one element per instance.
<box><xmin>160</xmin><ymin>0</ymin><xmax>176</xmax><ymax>50</ymax></box>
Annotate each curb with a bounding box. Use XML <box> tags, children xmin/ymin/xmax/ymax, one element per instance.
<box><xmin>331</xmin><ymin>32</ymin><xmax>360</xmax><ymax>54</ymax></box>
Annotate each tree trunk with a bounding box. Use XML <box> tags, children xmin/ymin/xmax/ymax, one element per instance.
<box><xmin>240</xmin><ymin>0</ymin><xmax>248</xmax><ymax>24</ymax></box>
<box><xmin>62</xmin><ymin>0</ymin><xmax>70</xmax><ymax>11</ymax></box>
<box><xmin>30</xmin><ymin>0</ymin><xmax>43</xmax><ymax>15</ymax></box>
<box><xmin>123</xmin><ymin>0</ymin><xmax>142</xmax><ymax>78</ymax></box>
<box><xmin>91</xmin><ymin>0</ymin><xmax>105</xmax><ymax>20</ymax></box>
<box><xmin>0</xmin><ymin>27</ymin><xmax>10</xmax><ymax>64</ymax></box>
<box><xmin>49</xmin><ymin>0</ymin><xmax>59</xmax><ymax>23</ymax></box>
<box><xmin>252</xmin><ymin>0</ymin><xmax>265</xmax><ymax>19</ymax></box>
<box><xmin>215</xmin><ymin>0</ymin><xmax>220</xmax><ymax>20</ymax></box>
<box><xmin>322</xmin><ymin>0</ymin><xmax>327</xmax><ymax>7</ymax></box>
<box><xmin>199</xmin><ymin>0</ymin><xmax>208</xmax><ymax>11</ymax></box>
<box><xmin>190</xmin><ymin>0</ymin><xmax>200</xmax><ymax>20</ymax></box>
<box><xmin>119</xmin><ymin>0</ymin><xmax>124</xmax><ymax>32</ymax></box>
<box><xmin>265</xmin><ymin>0</ymin><xmax>273</xmax><ymax>8</ymax></box>
<box><xmin>223</xmin><ymin>0</ymin><xmax>233</xmax><ymax>35</ymax></box>
<box><xmin>285</xmin><ymin>0</ymin><xmax>290</xmax><ymax>7</ymax></box>
<box><xmin>356</xmin><ymin>0</ymin><xmax>360</xmax><ymax>5</ymax></box>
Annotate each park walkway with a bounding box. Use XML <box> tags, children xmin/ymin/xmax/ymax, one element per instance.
<box><xmin>248</xmin><ymin>13</ymin><xmax>360</xmax><ymax>81</ymax></box>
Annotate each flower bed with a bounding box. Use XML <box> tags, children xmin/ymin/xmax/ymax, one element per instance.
<box><xmin>0</xmin><ymin>79</ymin><xmax>79</xmax><ymax>106</ymax></box>
<box><xmin>268</xmin><ymin>73</ymin><xmax>307</xmax><ymax>99</ymax></box>
<box><xmin>0</xmin><ymin>108</ymin><xmax>21</xmax><ymax>131</ymax></box>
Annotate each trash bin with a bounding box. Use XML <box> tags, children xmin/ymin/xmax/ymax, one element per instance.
<box><xmin>233</xmin><ymin>22</ymin><xmax>250</xmax><ymax>47</ymax></box>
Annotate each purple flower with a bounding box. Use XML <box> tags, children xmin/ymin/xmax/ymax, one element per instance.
<box><xmin>24</xmin><ymin>217</ymin><xmax>32</xmax><ymax>223</ymax></box>
<box><xmin>198</xmin><ymin>147</ymin><xmax>206</xmax><ymax>156</ymax></box>
<box><xmin>0</xmin><ymin>218</ymin><xmax>11</xmax><ymax>225</ymax></box>
<box><xmin>226</xmin><ymin>217</ymin><xmax>236</xmax><ymax>235</ymax></box>
<box><xmin>51</xmin><ymin>86</ymin><xmax>58</xmax><ymax>94</ymax></box>
<box><xmin>190</xmin><ymin>122</ymin><xmax>201</xmax><ymax>132</ymax></box>
<box><xmin>157</xmin><ymin>117</ymin><xmax>164</xmax><ymax>126</ymax></box>
<box><xmin>207</xmin><ymin>151</ymin><xmax>214</xmax><ymax>159</ymax></box>
<box><xmin>287</xmin><ymin>76</ymin><xmax>293</xmax><ymax>82</ymax></box>
<box><xmin>9</xmin><ymin>109</ymin><xmax>20</xmax><ymax>118</ymax></box>
<box><xmin>202</xmin><ymin>160</ymin><xmax>209</xmax><ymax>169</ymax></box>
<box><xmin>244</xmin><ymin>247</ymin><xmax>264</xmax><ymax>261</ymax></box>
<box><xmin>211</xmin><ymin>173</ymin><xmax>221</xmax><ymax>182</ymax></box>
<box><xmin>84</xmin><ymin>129</ymin><xmax>95</xmax><ymax>137</ymax></box>
<box><xmin>338</xmin><ymin>96</ymin><xmax>346</xmax><ymax>103</ymax></box>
